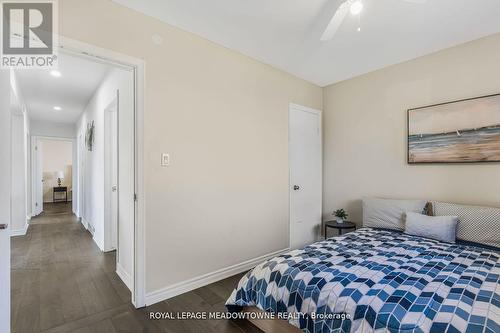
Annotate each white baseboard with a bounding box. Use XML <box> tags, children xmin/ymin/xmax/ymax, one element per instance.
<box><xmin>90</xmin><ymin>231</ymin><xmax>105</xmax><ymax>252</ymax></box>
<box><xmin>81</xmin><ymin>217</ymin><xmax>89</xmax><ymax>230</ymax></box>
<box><xmin>11</xmin><ymin>223</ymin><xmax>29</xmax><ymax>237</ymax></box>
<box><xmin>116</xmin><ymin>262</ymin><xmax>133</xmax><ymax>291</ymax></box>
<box><xmin>145</xmin><ymin>247</ymin><xmax>290</xmax><ymax>306</ymax></box>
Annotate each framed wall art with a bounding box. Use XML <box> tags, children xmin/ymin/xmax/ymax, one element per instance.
<box><xmin>408</xmin><ymin>93</ymin><xmax>500</xmax><ymax>164</ymax></box>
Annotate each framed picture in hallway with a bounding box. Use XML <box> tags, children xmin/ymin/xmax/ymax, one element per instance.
<box><xmin>86</xmin><ymin>121</ymin><xmax>95</xmax><ymax>151</ymax></box>
<box><xmin>408</xmin><ymin>93</ymin><xmax>500</xmax><ymax>164</ymax></box>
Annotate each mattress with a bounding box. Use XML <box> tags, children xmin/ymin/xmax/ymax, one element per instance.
<box><xmin>226</xmin><ymin>228</ymin><xmax>499</xmax><ymax>333</ymax></box>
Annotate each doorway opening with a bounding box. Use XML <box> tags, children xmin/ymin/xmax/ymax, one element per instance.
<box><xmin>7</xmin><ymin>42</ymin><xmax>144</xmax><ymax>333</ymax></box>
<box><xmin>31</xmin><ymin>137</ymin><xmax>75</xmax><ymax>217</ymax></box>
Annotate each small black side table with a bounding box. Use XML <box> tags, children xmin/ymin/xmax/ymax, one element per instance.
<box><xmin>324</xmin><ymin>221</ymin><xmax>357</xmax><ymax>238</ymax></box>
<box><xmin>53</xmin><ymin>186</ymin><xmax>68</xmax><ymax>203</ymax></box>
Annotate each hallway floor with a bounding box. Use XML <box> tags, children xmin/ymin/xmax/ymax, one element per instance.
<box><xmin>11</xmin><ymin>203</ymin><xmax>261</xmax><ymax>333</ymax></box>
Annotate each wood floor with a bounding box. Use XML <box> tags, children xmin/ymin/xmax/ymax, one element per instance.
<box><xmin>11</xmin><ymin>203</ymin><xmax>262</xmax><ymax>333</ymax></box>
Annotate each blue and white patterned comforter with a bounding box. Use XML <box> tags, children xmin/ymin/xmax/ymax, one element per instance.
<box><xmin>226</xmin><ymin>228</ymin><xmax>499</xmax><ymax>333</ymax></box>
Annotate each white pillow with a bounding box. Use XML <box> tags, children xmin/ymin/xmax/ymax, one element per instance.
<box><xmin>363</xmin><ymin>198</ymin><xmax>427</xmax><ymax>231</ymax></box>
<box><xmin>405</xmin><ymin>212</ymin><xmax>458</xmax><ymax>243</ymax></box>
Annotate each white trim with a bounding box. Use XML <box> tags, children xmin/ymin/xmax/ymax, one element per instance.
<box><xmin>81</xmin><ymin>217</ymin><xmax>89</xmax><ymax>230</ymax></box>
<box><xmin>145</xmin><ymin>247</ymin><xmax>290</xmax><ymax>306</ymax></box>
<box><xmin>93</xmin><ymin>233</ymin><xmax>104</xmax><ymax>252</ymax></box>
<box><xmin>288</xmin><ymin>103</ymin><xmax>323</xmax><ymax>249</ymax></box>
<box><xmin>59</xmin><ymin>36</ymin><xmax>147</xmax><ymax>308</ymax></box>
<box><xmin>10</xmin><ymin>223</ymin><xmax>28</xmax><ymax>237</ymax></box>
<box><xmin>31</xmin><ymin>136</ymin><xmax>76</xmax><ymax>216</ymax></box>
<box><xmin>134</xmin><ymin>56</ymin><xmax>147</xmax><ymax>308</ymax></box>
<box><xmin>289</xmin><ymin>103</ymin><xmax>322</xmax><ymax>115</ymax></box>
<box><xmin>116</xmin><ymin>263</ymin><xmax>133</xmax><ymax>291</ymax></box>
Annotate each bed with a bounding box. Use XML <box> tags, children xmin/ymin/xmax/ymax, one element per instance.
<box><xmin>226</xmin><ymin>217</ymin><xmax>499</xmax><ymax>332</ymax></box>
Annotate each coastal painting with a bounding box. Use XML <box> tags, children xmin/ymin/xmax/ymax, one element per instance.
<box><xmin>408</xmin><ymin>94</ymin><xmax>500</xmax><ymax>164</ymax></box>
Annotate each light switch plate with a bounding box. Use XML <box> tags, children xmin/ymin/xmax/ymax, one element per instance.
<box><xmin>161</xmin><ymin>153</ymin><xmax>170</xmax><ymax>167</ymax></box>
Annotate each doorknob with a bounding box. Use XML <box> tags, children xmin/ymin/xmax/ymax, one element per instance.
<box><xmin>112</xmin><ymin>186</ymin><xmax>117</xmax><ymax>192</ymax></box>
<box><xmin>293</xmin><ymin>185</ymin><xmax>300</xmax><ymax>191</ymax></box>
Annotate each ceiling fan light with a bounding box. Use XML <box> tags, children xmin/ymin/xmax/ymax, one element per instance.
<box><xmin>350</xmin><ymin>1</ymin><xmax>363</xmax><ymax>15</ymax></box>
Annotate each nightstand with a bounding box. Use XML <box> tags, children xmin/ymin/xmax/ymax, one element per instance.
<box><xmin>324</xmin><ymin>221</ymin><xmax>357</xmax><ymax>238</ymax></box>
<box><xmin>53</xmin><ymin>186</ymin><xmax>68</xmax><ymax>203</ymax></box>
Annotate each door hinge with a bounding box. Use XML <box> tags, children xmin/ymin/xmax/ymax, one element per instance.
<box><xmin>35</xmin><ymin>202</ymin><xmax>38</xmax><ymax>207</ymax></box>
<box><xmin>35</xmin><ymin>146</ymin><xmax>38</xmax><ymax>151</ymax></box>
<box><xmin>134</xmin><ymin>194</ymin><xmax>138</xmax><ymax>201</ymax></box>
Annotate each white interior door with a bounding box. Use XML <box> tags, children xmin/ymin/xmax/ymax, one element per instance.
<box><xmin>1</xmin><ymin>70</ymin><xmax>12</xmax><ymax>333</ymax></box>
<box><xmin>105</xmin><ymin>99</ymin><xmax>118</xmax><ymax>251</ymax></box>
<box><xmin>33</xmin><ymin>138</ymin><xmax>43</xmax><ymax>216</ymax></box>
<box><xmin>289</xmin><ymin>104</ymin><xmax>322</xmax><ymax>249</ymax></box>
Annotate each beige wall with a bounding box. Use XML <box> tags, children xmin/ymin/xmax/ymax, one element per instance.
<box><xmin>41</xmin><ymin>140</ymin><xmax>72</xmax><ymax>203</ymax></box>
<box><xmin>59</xmin><ymin>0</ymin><xmax>322</xmax><ymax>293</ymax></box>
<box><xmin>323</xmin><ymin>33</ymin><xmax>500</xmax><ymax>226</ymax></box>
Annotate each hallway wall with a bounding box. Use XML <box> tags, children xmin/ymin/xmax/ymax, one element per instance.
<box><xmin>30</xmin><ymin>120</ymin><xmax>76</xmax><ymax>138</ymax></box>
<box><xmin>11</xmin><ymin>115</ymin><xmax>28</xmax><ymax>235</ymax></box>
<box><xmin>76</xmin><ymin>67</ymin><xmax>135</xmax><ymax>290</ymax></box>
<box><xmin>10</xmin><ymin>73</ymin><xmax>30</xmax><ymax>236</ymax></box>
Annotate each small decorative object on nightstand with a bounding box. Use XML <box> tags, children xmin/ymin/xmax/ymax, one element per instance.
<box><xmin>324</xmin><ymin>220</ymin><xmax>356</xmax><ymax>238</ymax></box>
<box><xmin>333</xmin><ymin>208</ymin><xmax>349</xmax><ymax>223</ymax></box>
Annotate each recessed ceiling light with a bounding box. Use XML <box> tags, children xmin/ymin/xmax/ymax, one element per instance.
<box><xmin>350</xmin><ymin>1</ymin><xmax>363</xmax><ymax>15</ymax></box>
<box><xmin>53</xmin><ymin>106</ymin><xmax>62</xmax><ymax>111</ymax></box>
<box><xmin>50</xmin><ymin>70</ymin><xmax>61</xmax><ymax>77</ymax></box>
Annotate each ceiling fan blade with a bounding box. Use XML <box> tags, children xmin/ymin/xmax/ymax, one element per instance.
<box><xmin>320</xmin><ymin>0</ymin><xmax>352</xmax><ymax>41</ymax></box>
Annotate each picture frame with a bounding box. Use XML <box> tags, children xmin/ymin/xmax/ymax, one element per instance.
<box><xmin>407</xmin><ymin>93</ymin><xmax>500</xmax><ymax>164</ymax></box>
<box><xmin>86</xmin><ymin>120</ymin><xmax>95</xmax><ymax>152</ymax></box>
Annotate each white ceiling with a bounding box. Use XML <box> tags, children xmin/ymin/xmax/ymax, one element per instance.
<box><xmin>113</xmin><ymin>0</ymin><xmax>500</xmax><ymax>87</ymax></box>
<box><xmin>15</xmin><ymin>53</ymin><xmax>111</xmax><ymax>124</ymax></box>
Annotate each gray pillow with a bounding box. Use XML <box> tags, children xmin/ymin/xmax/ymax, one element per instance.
<box><xmin>405</xmin><ymin>212</ymin><xmax>458</xmax><ymax>243</ymax></box>
<box><xmin>432</xmin><ymin>202</ymin><xmax>500</xmax><ymax>248</ymax></box>
<box><xmin>362</xmin><ymin>198</ymin><xmax>427</xmax><ymax>231</ymax></box>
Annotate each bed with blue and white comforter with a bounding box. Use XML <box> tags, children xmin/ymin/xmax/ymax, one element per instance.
<box><xmin>226</xmin><ymin>228</ymin><xmax>499</xmax><ymax>333</ymax></box>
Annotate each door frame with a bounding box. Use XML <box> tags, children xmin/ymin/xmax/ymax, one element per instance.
<box><xmin>59</xmin><ymin>36</ymin><xmax>146</xmax><ymax>308</ymax></box>
<box><xmin>77</xmin><ymin>133</ymin><xmax>85</xmax><ymax>219</ymax></box>
<box><xmin>288</xmin><ymin>103</ymin><xmax>323</xmax><ymax>249</ymax></box>
<box><xmin>31</xmin><ymin>136</ymin><xmax>76</xmax><ymax>215</ymax></box>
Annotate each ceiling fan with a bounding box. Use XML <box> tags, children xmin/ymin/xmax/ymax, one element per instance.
<box><xmin>320</xmin><ymin>0</ymin><xmax>428</xmax><ymax>41</ymax></box>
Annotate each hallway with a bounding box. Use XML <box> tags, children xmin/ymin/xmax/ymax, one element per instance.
<box><xmin>11</xmin><ymin>203</ymin><xmax>260</xmax><ymax>333</ymax></box>
<box><xmin>11</xmin><ymin>203</ymin><xmax>132</xmax><ymax>332</ymax></box>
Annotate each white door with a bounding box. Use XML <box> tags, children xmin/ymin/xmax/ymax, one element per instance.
<box><xmin>289</xmin><ymin>104</ymin><xmax>322</xmax><ymax>249</ymax></box>
<box><xmin>33</xmin><ymin>138</ymin><xmax>43</xmax><ymax>216</ymax></box>
<box><xmin>1</xmin><ymin>70</ymin><xmax>12</xmax><ymax>333</ymax></box>
<box><xmin>105</xmin><ymin>99</ymin><xmax>118</xmax><ymax>251</ymax></box>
